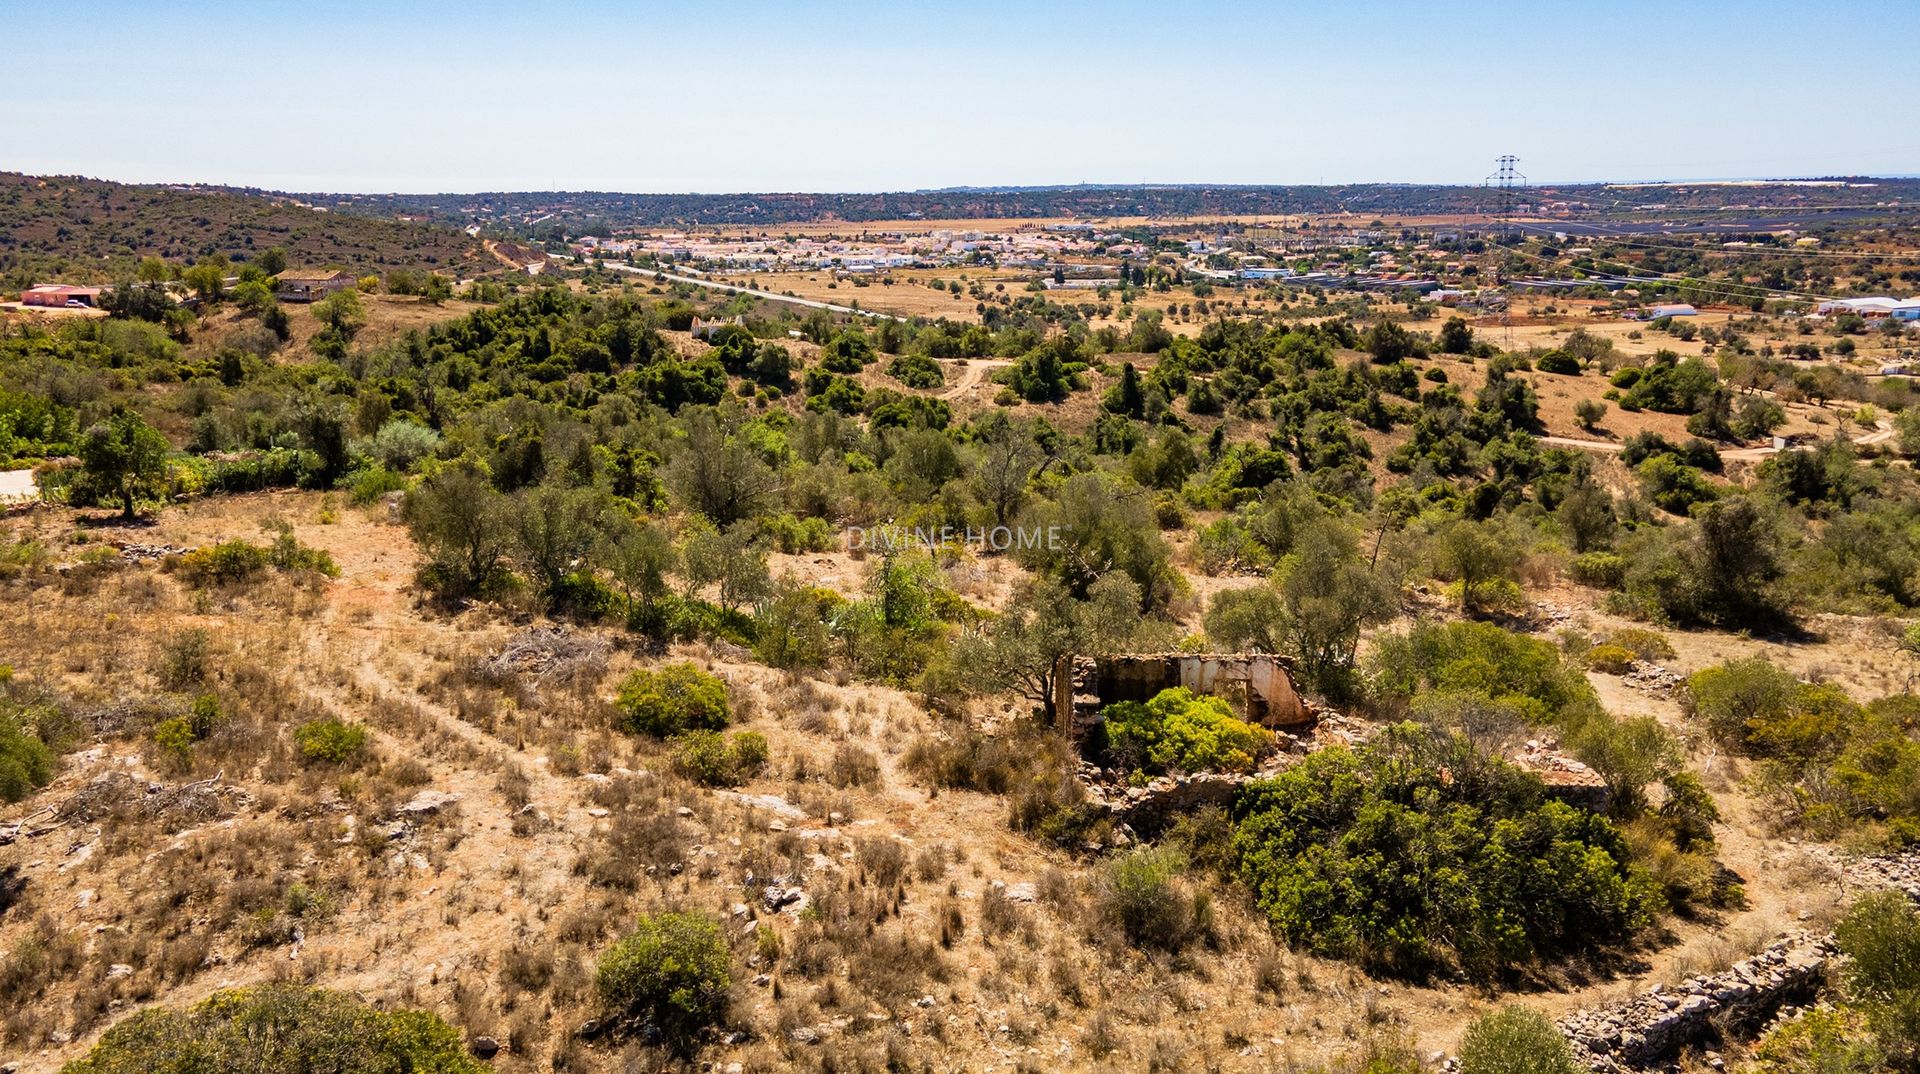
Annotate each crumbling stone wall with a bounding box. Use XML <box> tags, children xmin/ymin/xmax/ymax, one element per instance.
<box><xmin>1550</xmin><ymin>852</ymin><xmax>1920</xmax><ymax>1072</ymax></box>
<box><xmin>1558</xmin><ymin>933</ymin><xmax>1830</xmax><ymax>1072</ymax></box>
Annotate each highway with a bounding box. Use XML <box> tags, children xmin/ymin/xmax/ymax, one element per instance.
<box><xmin>593</xmin><ymin>262</ymin><xmax>901</xmax><ymax>321</ymax></box>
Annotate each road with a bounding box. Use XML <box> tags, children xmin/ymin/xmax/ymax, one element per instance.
<box><xmin>0</xmin><ymin>469</ymin><xmax>36</xmax><ymax>502</ymax></box>
<box><xmin>594</xmin><ymin>262</ymin><xmax>900</xmax><ymax>321</ymax></box>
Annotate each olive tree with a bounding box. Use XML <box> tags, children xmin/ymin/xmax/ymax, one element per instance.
<box><xmin>76</xmin><ymin>410</ymin><xmax>170</xmax><ymax>520</ymax></box>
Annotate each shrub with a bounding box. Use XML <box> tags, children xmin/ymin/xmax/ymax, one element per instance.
<box><xmin>0</xmin><ymin>709</ymin><xmax>56</xmax><ymax>803</ymax></box>
<box><xmin>176</xmin><ymin>534</ymin><xmax>336</xmax><ymax>586</ymax></box>
<box><xmin>1585</xmin><ymin>644</ymin><xmax>1639</xmax><ymax>674</ymax></box>
<box><xmin>268</xmin><ymin>530</ymin><xmax>339</xmax><ymax>576</ymax></box>
<box><xmin>1097</xmin><ymin>687</ymin><xmax>1273</xmax><ymax>775</ymax></box>
<box><xmin>753</xmin><ymin>583</ymin><xmax>840</xmax><ymax>670</ymax></box>
<box><xmin>595</xmin><ymin>911</ymin><xmax>731</xmax><ymax>1045</ymax></box>
<box><xmin>763</xmin><ymin>512</ymin><xmax>835</xmax><ymax>553</ymax></box>
<box><xmin>671</xmin><ymin>729</ymin><xmax>769</xmax><ymax>787</ymax></box>
<box><xmin>1233</xmin><ymin>725</ymin><xmax>1652</xmax><ymax>980</ymax></box>
<box><xmin>614</xmin><ymin>663</ymin><xmax>730</xmax><ymax>737</ymax></box>
<box><xmin>1535</xmin><ymin>350</ymin><xmax>1581</xmax><ymax>375</ymax></box>
<box><xmin>61</xmin><ymin>983</ymin><xmax>483</xmax><ymax>1074</ymax></box>
<box><xmin>1458</xmin><ymin>1006</ymin><xmax>1580</xmax><ymax>1074</ymax></box>
<box><xmin>1833</xmin><ymin>891</ymin><xmax>1920</xmax><ymax>1068</ymax></box>
<box><xmin>1570</xmin><ymin>552</ymin><xmax>1627</xmax><ymax>589</ymax></box>
<box><xmin>156</xmin><ymin>628</ymin><xmax>212</xmax><ymax>689</ymax></box>
<box><xmin>1684</xmin><ymin>658</ymin><xmax>1807</xmax><ymax>753</ymax></box>
<box><xmin>1095</xmin><ymin>846</ymin><xmax>1210</xmax><ymax>953</ymax></box>
<box><xmin>1749</xmin><ymin>1007</ymin><xmax>1884</xmax><ymax>1074</ymax></box>
<box><xmin>1606</xmin><ymin>627</ymin><xmax>1675</xmax><ymax>662</ymax></box>
<box><xmin>347</xmin><ymin>465</ymin><xmax>408</xmax><ymax>506</ymax></box>
<box><xmin>886</xmin><ymin>353</ymin><xmax>945</xmax><ymax>389</ymax></box>
<box><xmin>153</xmin><ymin>716</ymin><xmax>197</xmax><ymax>765</ymax></box>
<box><xmin>295</xmin><ymin>718</ymin><xmax>369</xmax><ymax>764</ymax></box>
<box><xmin>176</xmin><ymin>539</ymin><xmax>271</xmax><ymax>586</ymax></box>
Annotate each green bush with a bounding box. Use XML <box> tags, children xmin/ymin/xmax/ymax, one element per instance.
<box><xmin>1606</xmin><ymin>627</ymin><xmax>1675</xmax><ymax>662</ymax></box>
<box><xmin>176</xmin><ymin>539</ymin><xmax>271</xmax><ymax>586</ymax></box>
<box><xmin>1097</xmin><ymin>687</ymin><xmax>1274</xmax><ymax>775</ymax></box>
<box><xmin>671</xmin><ymin>729</ymin><xmax>769</xmax><ymax>787</ymax></box>
<box><xmin>347</xmin><ymin>465</ymin><xmax>408</xmax><ymax>506</ymax></box>
<box><xmin>0</xmin><ymin>709</ymin><xmax>56</xmax><ymax>803</ymax></box>
<box><xmin>61</xmin><ymin>983</ymin><xmax>482</xmax><ymax>1074</ymax></box>
<box><xmin>1373</xmin><ymin>620</ymin><xmax>1604</xmax><ymax>730</ymax></box>
<box><xmin>1833</xmin><ymin>891</ymin><xmax>1920</xmax><ymax>1069</ymax></box>
<box><xmin>176</xmin><ymin>534</ymin><xmax>337</xmax><ymax>586</ymax></box>
<box><xmin>595</xmin><ymin>911</ymin><xmax>731</xmax><ymax>1045</ymax></box>
<box><xmin>886</xmin><ymin>353</ymin><xmax>945</xmax><ymax>389</ymax></box>
<box><xmin>1749</xmin><ymin>1007</ymin><xmax>1884</xmax><ymax>1074</ymax></box>
<box><xmin>156</xmin><ymin>628</ymin><xmax>212</xmax><ymax>690</ymax></box>
<box><xmin>1570</xmin><ymin>551</ymin><xmax>1627</xmax><ymax>589</ymax></box>
<box><xmin>1096</xmin><ymin>846</ymin><xmax>1211</xmax><ymax>952</ymax></box>
<box><xmin>1458</xmin><ymin>1006</ymin><xmax>1580</xmax><ymax>1074</ymax></box>
<box><xmin>153</xmin><ymin>716</ymin><xmax>197</xmax><ymax>765</ymax></box>
<box><xmin>268</xmin><ymin>530</ymin><xmax>340</xmax><ymax>576</ymax></box>
<box><xmin>614</xmin><ymin>663</ymin><xmax>730</xmax><ymax>737</ymax></box>
<box><xmin>1233</xmin><ymin>725</ymin><xmax>1653</xmax><ymax>980</ymax></box>
<box><xmin>753</xmin><ymin>583</ymin><xmax>840</xmax><ymax>670</ymax></box>
<box><xmin>1535</xmin><ymin>350</ymin><xmax>1581</xmax><ymax>375</ymax></box>
<box><xmin>762</xmin><ymin>512</ymin><xmax>835</xmax><ymax>553</ymax></box>
<box><xmin>294</xmin><ymin>718</ymin><xmax>369</xmax><ymax>764</ymax></box>
<box><xmin>1585</xmin><ymin>644</ymin><xmax>1639</xmax><ymax>674</ymax></box>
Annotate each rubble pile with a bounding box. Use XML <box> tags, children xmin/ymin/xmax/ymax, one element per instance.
<box><xmin>1623</xmin><ymin>661</ymin><xmax>1686</xmax><ymax>698</ymax></box>
<box><xmin>1513</xmin><ymin>738</ymin><xmax>1612</xmax><ymax>813</ymax></box>
<box><xmin>115</xmin><ymin>542</ymin><xmax>191</xmax><ymax>562</ymax></box>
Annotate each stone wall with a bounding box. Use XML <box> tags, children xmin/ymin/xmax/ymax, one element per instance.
<box><xmin>1557</xmin><ymin>932</ymin><xmax>1831</xmax><ymax>1072</ymax></box>
<box><xmin>1550</xmin><ymin>851</ymin><xmax>1920</xmax><ymax>1073</ymax></box>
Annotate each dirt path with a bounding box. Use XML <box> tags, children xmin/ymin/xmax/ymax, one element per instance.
<box><xmin>938</xmin><ymin>357</ymin><xmax>1011</xmax><ymax>400</ymax></box>
<box><xmin>1542</xmin><ymin>417</ymin><xmax>1893</xmax><ymax>460</ymax></box>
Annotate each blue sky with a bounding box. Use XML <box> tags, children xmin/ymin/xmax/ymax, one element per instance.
<box><xmin>4</xmin><ymin>0</ymin><xmax>1914</xmax><ymax>193</ymax></box>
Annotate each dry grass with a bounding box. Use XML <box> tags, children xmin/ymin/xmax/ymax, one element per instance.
<box><xmin>0</xmin><ymin>487</ymin><xmax>1900</xmax><ymax>1073</ymax></box>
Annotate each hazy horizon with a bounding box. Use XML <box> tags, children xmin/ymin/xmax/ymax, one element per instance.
<box><xmin>6</xmin><ymin>0</ymin><xmax>1917</xmax><ymax>194</ymax></box>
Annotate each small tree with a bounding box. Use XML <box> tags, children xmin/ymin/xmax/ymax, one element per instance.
<box><xmin>1574</xmin><ymin>398</ymin><xmax>1607</xmax><ymax>432</ymax></box>
<box><xmin>955</xmin><ymin>572</ymin><xmax>1142</xmax><ymax>714</ymax></box>
<box><xmin>403</xmin><ymin>465</ymin><xmax>512</xmax><ymax>598</ymax></box>
<box><xmin>666</xmin><ymin>409</ymin><xmax>779</xmax><ymax>526</ymax></box>
<box><xmin>1431</xmin><ymin>518</ymin><xmax>1522</xmax><ymax>616</ymax></box>
<box><xmin>595</xmin><ymin>912</ymin><xmax>731</xmax><ymax>1047</ymax></box>
<box><xmin>1458</xmin><ymin>1006</ymin><xmax>1579</xmax><ymax>1074</ymax></box>
<box><xmin>680</xmin><ymin>520</ymin><xmax>771</xmax><ymax>615</ymax></box>
<box><xmin>181</xmin><ymin>255</ymin><xmax>229</xmax><ymax>304</ymax></box>
<box><xmin>77</xmin><ymin>410</ymin><xmax>170</xmax><ymax>519</ymax></box>
<box><xmin>510</xmin><ymin>484</ymin><xmax>608</xmax><ymax>604</ymax></box>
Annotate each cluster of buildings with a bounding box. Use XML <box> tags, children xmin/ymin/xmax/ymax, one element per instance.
<box><xmin>572</xmin><ymin>225</ymin><xmax>1145</xmax><ymax>277</ymax></box>
<box><xmin>1815</xmin><ymin>296</ymin><xmax>1920</xmax><ymax>321</ymax></box>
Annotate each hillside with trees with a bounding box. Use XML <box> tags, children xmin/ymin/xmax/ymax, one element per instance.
<box><xmin>0</xmin><ymin>173</ymin><xmax>493</xmax><ymax>290</ymax></box>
